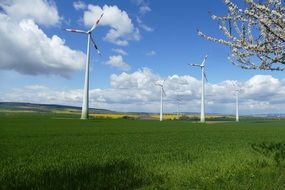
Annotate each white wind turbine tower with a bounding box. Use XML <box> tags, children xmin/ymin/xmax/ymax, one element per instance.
<box><xmin>233</xmin><ymin>82</ymin><xmax>241</xmax><ymax>122</ymax></box>
<box><xmin>190</xmin><ymin>55</ymin><xmax>208</xmax><ymax>123</ymax></box>
<box><xmin>155</xmin><ymin>80</ymin><xmax>166</xmax><ymax>121</ymax></box>
<box><xmin>65</xmin><ymin>13</ymin><xmax>104</xmax><ymax>120</ymax></box>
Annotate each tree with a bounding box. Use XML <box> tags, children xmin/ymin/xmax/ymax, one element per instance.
<box><xmin>198</xmin><ymin>0</ymin><xmax>285</xmax><ymax>71</ymax></box>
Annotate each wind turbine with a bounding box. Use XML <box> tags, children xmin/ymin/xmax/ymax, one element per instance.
<box><xmin>232</xmin><ymin>82</ymin><xmax>241</xmax><ymax>122</ymax></box>
<box><xmin>155</xmin><ymin>80</ymin><xmax>166</xmax><ymax>121</ymax></box>
<box><xmin>190</xmin><ymin>55</ymin><xmax>208</xmax><ymax>123</ymax></box>
<box><xmin>65</xmin><ymin>13</ymin><xmax>104</xmax><ymax>120</ymax></box>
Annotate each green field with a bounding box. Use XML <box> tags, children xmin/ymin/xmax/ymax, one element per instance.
<box><xmin>1</xmin><ymin>113</ymin><xmax>285</xmax><ymax>189</ymax></box>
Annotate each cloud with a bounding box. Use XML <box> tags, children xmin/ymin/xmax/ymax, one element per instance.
<box><xmin>73</xmin><ymin>1</ymin><xmax>86</xmax><ymax>10</ymax></box>
<box><xmin>0</xmin><ymin>12</ymin><xmax>86</xmax><ymax>77</ymax></box>
<box><xmin>83</xmin><ymin>5</ymin><xmax>140</xmax><ymax>46</ymax></box>
<box><xmin>105</xmin><ymin>55</ymin><xmax>130</xmax><ymax>71</ymax></box>
<box><xmin>243</xmin><ymin>75</ymin><xmax>281</xmax><ymax>99</ymax></box>
<box><xmin>136</xmin><ymin>8</ymin><xmax>153</xmax><ymax>32</ymax></box>
<box><xmin>131</xmin><ymin>0</ymin><xmax>151</xmax><ymax>15</ymax></box>
<box><xmin>131</xmin><ymin>0</ymin><xmax>144</xmax><ymax>6</ymax></box>
<box><xmin>112</xmin><ymin>48</ymin><xmax>128</xmax><ymax>55</ymax></box>
<box><xmin>110</xmin><ymin>68</ymin><xmax>159</xmax><ymax>89</ymax></box>
<box><xmin>139</xmin><ymin>24</ymin><xmax>154</xmax><ymax>32</ymax></box>
<box><xmin>0</xmin><ymin>85</ymin><xmax>83</xmax><ymax>105</ymax></box>
<box><xmin>139</xmin><ymin>5</ymin><xmax>151</xmax><ymax>15</ymax></box>
<box><xmin>137</xmin><ymin>17</ymin><xmax>154</xmax><ymax>32</ymax></box>
<box><xmin>0</xmin><ymin>0</ymin><xmax>60</xmax><ymax>26</ymax></box>
<box><xmin>2</xmin><ymin>69</ymin><xmax>285</xmax><ymax>114</ymax></box>
<box><xmin>146</xmin><ymin>50</ymin><xmax>156</xmax><ymax>56</ymax></box>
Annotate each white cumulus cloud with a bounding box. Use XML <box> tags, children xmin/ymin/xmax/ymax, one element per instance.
<box><xmin>83</xmin><ymin>4</ymin><xmax>140</xmax><ymax>46</ymax></box>
<box><xmin>0</xmin><ymin>0</ymin><xmax>61</xmax><ymax>26</ymax></box>
<box><xmin>2</xmin><ymin>69</ymin><xmax>285</xmax><ymax>114</ymax></box>
<box><xmin>112</xmin><ymin>48</ymin><xmax>128</xmax><ymax>56</ymax></box>
<box><xmin>0</xmin><ymin>0</ymin><xmax>85</xmax><ymax>77</ymax></box>
<box><xmin>105</xmin><ymin>55</ymin><xmax>130</xmax><ymax>71</ymax></box>
<box><xmin>110</xmin><ymin>68</ymin><xmax>159</xmax><ymax>89</ymax></box>
<box><xmin>0</xmin><ymin>11</ymin><xmax>86</xmax><ymax>77</ymax></box>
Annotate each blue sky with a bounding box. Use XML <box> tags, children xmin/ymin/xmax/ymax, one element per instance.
<box><xmin>1</xmin><ymin>0</ymin><xmax>285</xmax><ymax>114</ymax></box>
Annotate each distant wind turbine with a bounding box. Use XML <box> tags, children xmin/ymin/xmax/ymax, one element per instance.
<box><xmin>65</xmin><ymin>13</ymin><xmax>104</xmax><ymax>120</ymax></box>
<box><xmin>190</xmin><ymin>55</ymin><xmax>208</xmax><ymax>123</ymax></box>
<box><xmin>232</xmin><ymin>82</ymin><xmax>241</xmax><ymax>122</ymax></box>
<box><xmin>155</xmin><ymin>80</ymin><xmax>166</xmax><ymax>121</ymax></box>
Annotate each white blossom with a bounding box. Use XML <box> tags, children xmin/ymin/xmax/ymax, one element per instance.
<box><xmin>198</xmin><ymin>0</ymin><xmax>285</xmax><ymax>71</ymax></box>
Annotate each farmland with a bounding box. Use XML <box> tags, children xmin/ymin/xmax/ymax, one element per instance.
<box><xmin>1</xmin><ymin>112</ymin><xmax>285</xmax><ymax>189</ymax></box>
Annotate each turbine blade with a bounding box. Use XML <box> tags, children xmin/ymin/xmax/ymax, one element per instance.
<box><xmin>90</xmin><ymin>35</ymin><xmax>101</xmax><ymax>56</ymax></box>
<box><xmin>64</xmin><ymin>28</ymin><xmax>87</xmax><ymax>34</ymax></box>
<box><xmin>190</xmin><ymin>64</ymin><xmax>201</xmax><ymax>67</ymax></box>
<box><xmin>203</xmin><ymin>71</ymin><xmax>208</xmax><ymax>82</ymax></box>
<box><xmin>201</xmin><ymin>54</ymin><xmax>208</xmax><ymax>66</ymax></box>
<box><xmin>89</xmin><ymin>13</ymin><xmax>104</xmax><ymax>32</ymax></box>
<box><xmin>162</xmin><ymin>87</ymin><xmax>166</xmax><ymax>96</ymax></box>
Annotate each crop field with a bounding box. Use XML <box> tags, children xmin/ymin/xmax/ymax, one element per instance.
<box><xmin>1</xmin><ymin>113</ymin><xmax>285</xmax><ymax>189</ymax></box>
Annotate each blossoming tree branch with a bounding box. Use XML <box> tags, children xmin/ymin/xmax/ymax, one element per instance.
<box><xmin>198</xmin><ymin>0</ymin><xmax>285</xmax><ymax>71</ymax></box>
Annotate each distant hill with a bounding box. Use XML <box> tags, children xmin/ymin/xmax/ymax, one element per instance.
<box><xmin>249</xmin><ymin>113</ymin><xmax>285</xmax><ymax>119</ymax></box>
<box><xmin>0</xmin><ymin>102</ymin><xmax>114</xmax><ymax>114</ymax></box>
<box><xmin>1</xmin><ymin>102</ymin><xmax>284</xmax><ymax>119</ymax></box>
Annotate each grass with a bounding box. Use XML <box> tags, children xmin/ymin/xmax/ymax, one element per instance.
<box><xmin>1</xmin><ymin>113</ymin><xmax>285</xmax><ymax>189</ymax></box>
